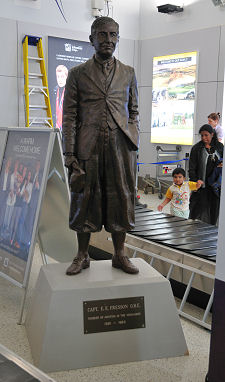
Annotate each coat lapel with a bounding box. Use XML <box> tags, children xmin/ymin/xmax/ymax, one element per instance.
<box><xmin>83</xmin><ymin>58</ymin><xmax>105</xmax><ymax>94</ymax></box>
<box><xmin>83</xmin><ymin>57</ymin><xmax>121</xmax><ymax>94</ymax></box>
<box><xmin>107</xmin><ymin>58</ymin><xmax>120</xmax><ymax>91</ymax></box>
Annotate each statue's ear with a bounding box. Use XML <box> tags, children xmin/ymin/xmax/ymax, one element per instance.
<box><xmin>89</xmin><ymin>35</ymin><xmax>93</xmax><ymax>45</ymax></box>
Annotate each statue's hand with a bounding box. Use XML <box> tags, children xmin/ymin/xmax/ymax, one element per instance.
<box><xmin>64</xmin><ymin>155</ymin><xmax>79</xmax><ymax>169</ymax></box>
<box><xmin>64</xmin><ymin>155</ymin><xmax>86</xmax><ymax>193</ymax></box>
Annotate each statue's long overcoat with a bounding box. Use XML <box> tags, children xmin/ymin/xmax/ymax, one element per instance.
<box><xmin>62</xmin><ymin>57</ymin><xmax>139</xmax><ymax>233</ymax></box>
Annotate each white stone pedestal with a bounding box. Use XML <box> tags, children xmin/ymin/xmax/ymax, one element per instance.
<box><xmin>25</xmin><ymin>258</ymin><xmax>188</xmax><ymax>372</ymax></box>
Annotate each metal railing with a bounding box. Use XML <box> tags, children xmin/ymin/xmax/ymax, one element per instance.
<box><xmin>124</xmin><ymin>238</ymin><xmax>214</xmax><ymax>330</ymax></box>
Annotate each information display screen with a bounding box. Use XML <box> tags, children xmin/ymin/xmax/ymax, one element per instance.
<box><xmin>151</xmin><ymin>51</ymin><xmax>198</xmax><ymax>145</ymax></box>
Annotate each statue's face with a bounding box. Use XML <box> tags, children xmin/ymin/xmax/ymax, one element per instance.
<box><xmin>90</xmin><ymin>22</ymin><xmax>119</xmax><ymax>59</ymax></box>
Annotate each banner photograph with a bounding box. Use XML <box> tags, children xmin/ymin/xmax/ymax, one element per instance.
<box><xmin>0</xmin><ymin>131</ymin><xmax>50</xmax><ymax>285</ymax></box>
<box><xmin>151</xmin><ymin>51</ymin><xmax>198</xmax><ymax>145</ymax></box>
<box><xmin>48</xmin><ymin>36</ymin><xmax>94</xmax><ymax>131</ymax></box>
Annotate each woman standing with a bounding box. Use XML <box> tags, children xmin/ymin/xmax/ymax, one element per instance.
<box><xmin>208</xmin><ymin>112</ymin><xmax>223</xmax><ymax>143</ymax></box>
<box><xmin>189</xmin><ymin>124</ymin><xmax>223</xmax><ymax>225</ymax></box>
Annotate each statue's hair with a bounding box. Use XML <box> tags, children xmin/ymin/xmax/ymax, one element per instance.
<box><xmin>91</xmin><ymin>17</ymin><xmax>119</xmax><ymax>35</ymax></box>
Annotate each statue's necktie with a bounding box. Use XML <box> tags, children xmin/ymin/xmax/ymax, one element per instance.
<box><xmin>102</xmin><ymin>63</ymin><xmax>109</xmax><ymax>77</ymax></box>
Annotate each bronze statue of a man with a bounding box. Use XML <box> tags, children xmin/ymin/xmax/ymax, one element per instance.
<box><xmin>62</xmin><ymin>16</ymin><xmax>139</xmax><ymax>275</ymax></box>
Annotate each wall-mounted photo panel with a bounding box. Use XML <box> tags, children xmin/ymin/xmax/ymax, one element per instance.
<box><xmin>151</xmin><ymin>51</ymin><xmax>198</xmax><ymax>145</ymax></box>
<box><xmin>48</xmin><ymin>36</ymin><xmax>94</xmax><ymax>131</ymax></box>
<box><xmin>0</xmin><ymin>129</ymin><xmax>51</xmax><ymax>286</ymax></box>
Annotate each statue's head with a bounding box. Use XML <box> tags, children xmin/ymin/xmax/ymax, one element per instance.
<box><xmin>89</xmin><ymin>17</ymin><xmax>119</xmax><ymax>60</ymax></box>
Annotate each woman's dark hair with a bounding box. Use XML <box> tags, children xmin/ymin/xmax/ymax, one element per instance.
<box><xmin>172</xmin><ymin>168</ymin><xmax>185</xmax><ymax>177</ymax></box>
<box><xmin>199</xmin><ymin>124</ymin><xmax>219</xmax><ymax>145</ymax></box>
<box><xmin>199</xmin><ymin>124</ymin><xmax>214</xmax><ymax>135</ymax></box>
<box><xmin>208</xmin><ymin>112</ymin><xmax>221</xmax><ymax>121</ymax></box>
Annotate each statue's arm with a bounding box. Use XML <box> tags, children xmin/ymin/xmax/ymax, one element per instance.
<box><xmin>128</xmin><ymin>69</ymin><xmax>139</xmax><ymax>130</ymax></box>
<box><xmin>62</xmin><ymin>69</ymin><xmax>79</xmax><ymax>168</ymax></box>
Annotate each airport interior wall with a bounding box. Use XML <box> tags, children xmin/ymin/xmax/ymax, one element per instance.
<box><xmin>138</xmin><ymin>25</ymin><xmax>225</xmax><ymax>176</ymax></box>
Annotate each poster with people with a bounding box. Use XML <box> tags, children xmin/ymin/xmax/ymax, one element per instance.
<box><xmin>0</xmin><ymin>130</ymin><xmax>50</xmax><ymax>285</ymax></box>
<box><xmin>48</xmin><ymin>36</ymin><xmax>94</xmax><ymax>131</ymax></box>
<box><xmin>151</xmin><ymin>51</ymin><xmax>198</xmax><ymax>145</ymax></box>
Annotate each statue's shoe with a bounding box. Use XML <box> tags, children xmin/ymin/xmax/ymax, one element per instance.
<box><xmin>66</xmin><ymin>256</ymin><xmax>90</xmax><ymax>275</ymax></box>
<box><xmin>112</xmin><ymin>255</ymin><xmax>139</xmax><ymax>274</ymax></box>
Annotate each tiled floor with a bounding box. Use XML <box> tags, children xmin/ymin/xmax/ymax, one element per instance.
<box><xmin>0</xmin><ymin>192</ymin><xmax>211</xmax><ymax>382</ymax></box>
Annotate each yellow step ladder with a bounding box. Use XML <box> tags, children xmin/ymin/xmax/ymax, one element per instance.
<box><xmin>22</xmin><ymin>35</ymin><xmax>53</xmax><ymax>128</ymax></box>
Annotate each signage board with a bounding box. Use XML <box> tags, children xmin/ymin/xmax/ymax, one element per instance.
<box><xmin>48</xmin><ymin>36</ymin><xmax>94</xmax><ymax>131</ymax></box>
<box><xmin>0</xmin><ymin>129</ymin><xmax>51</xmax><ymax>286</ymax></box>
<box><xmin>151</xmin><ymin>51</ymin><xmax>198</xmax><ymax>145</ymax></box>
<box><xmin>83</xmin><ymin>296</ymin><xmax>145</xmax><ymax>334</ymax></box>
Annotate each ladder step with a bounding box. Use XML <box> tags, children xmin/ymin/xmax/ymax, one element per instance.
<box><xmin>28</xmin><ymin>86</ymin><xmax>49</xmax><ymax>97</ymax></box>
<box><xmin>28</xmin><ymin>56</ymin><xmax>43</xmax><ymax>61</ymax></box>
<box><xmin>29</xmin><ymin>118</ymin><xmax>52</xmax><ymax>127</ymax></box>
<box><xmin>28</xmin><ymin>85</ymin><xmax>47</xmax><ymax>89</ymax></box>
<box><xmin>30</xmin><ymin>117</ymin><xmax>52</xmax><ymax>120</ymax></box>
<box><xmin>29</xmin><ymin>105</ymin><xmax>48</xmax><ymax>109</ymax></box>
<box><xmin>29</xmin><ymin>121</ymin><xmax>51</xmax><ymax>125</ymax></box>
<box><xmin>29</xmin><ymin>121</ymin><xmax>51</xmax><ymax>127</ymax></box>
<box><xmin>28</xmin><ymin>72</ymin><xmax>44</xmax><ymax>78</ymax></box>
<box><xmin>30</xmin><ymin>119</ymin><xmax>49</xmax><ymax>125</ymax></box>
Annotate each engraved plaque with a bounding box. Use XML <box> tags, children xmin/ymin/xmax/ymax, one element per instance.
<box><xmin>83</xmin><ymin>296</ymin><xmax>145</xmax><ymax>334</ymax></box>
